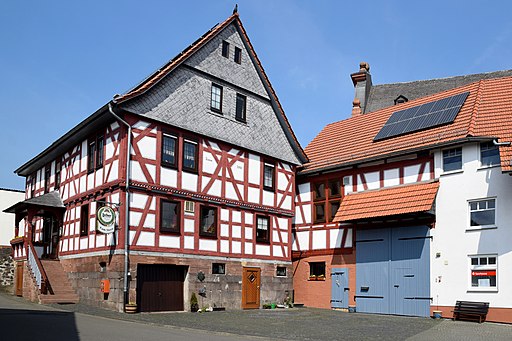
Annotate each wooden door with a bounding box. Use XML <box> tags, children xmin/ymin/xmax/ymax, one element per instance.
<box><xmin>49</xmin><ymin>219</ymin><xmax>60</xmax><ymax>259</ymax></box>
<box><xmin>242</xmin><ymin>267</ymin><xmax>260</xmax><ymax>309</ymax></box>
<box><xmin>15</xmin><ymin>262</ymin><xmax>23</xmax><ymax>296</ymax></box>
<box><xmin>137</xmin><ymin>264</ymin><xmax>185</xmax><ymax>312</ymax></box>
<box><xmin>331</xmin><ymin>268</ymin><xmax>349</xmax><ymax>309</ymax></box>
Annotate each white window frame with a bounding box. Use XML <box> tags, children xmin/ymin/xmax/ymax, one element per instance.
<box><xmin>479</xmin><ymin>141</ymin><xmax>500</xmax><ymax>168</ymax></box>
<box><xmin>468</xmin><ymin>254</ymin><xmax>498</xmax><ymax>292</ymax></box>
<box><xmin>442</xmin><ymin>146</ymin><xmax>463</xmax><ymax>173</ymax></box>
<box><xmin>468</xmin><ymin>197</ymin><xmax>497</xmax><ymax>230</ymax></box>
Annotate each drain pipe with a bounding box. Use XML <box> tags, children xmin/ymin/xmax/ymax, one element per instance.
<box><xmin>108</xmin><ymin>102</ymin><xmax>132</xmax><ymax>312</ymax></box>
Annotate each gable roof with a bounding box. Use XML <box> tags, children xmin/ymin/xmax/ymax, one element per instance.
<box><xmin>302</xmin><ymin>75</ymin><xmax>512</xmax><ymax>174</ymax></box>
<box><xmin>114</xmin><ymin>13</ymin><xmax>307</xmax><ymax>165</ymax></box>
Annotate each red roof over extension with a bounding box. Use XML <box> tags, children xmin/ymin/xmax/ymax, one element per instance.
<box><xmin>333</xmin><ymin>181</ymin><xmax>440</xmax><ymax>222</ymax></box>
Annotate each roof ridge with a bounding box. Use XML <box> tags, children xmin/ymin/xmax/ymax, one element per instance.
<box><xmin>372</xmin><ymin>69</ymin><xmax>512</xmax><ymax>88</ymax></box>
<box><xmin>467</xmin><ymin>79</ymin><xmax>485</xmax><ymax>137</ymax></box>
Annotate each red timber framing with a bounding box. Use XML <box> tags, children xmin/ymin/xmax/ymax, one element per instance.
<box><xmin>21</xmin><ymin>120</ymin><xmax>124</xmax><ymax>257</ymax></box>
<box><xmin>117</xmin><ymin>113</ymin><xmax>294</xmax><ymax>261</ymax></box>
<box><xmin>293</xmin><ymin>155</ymin><xmax>434</xmax><ymax>256</ymax></box>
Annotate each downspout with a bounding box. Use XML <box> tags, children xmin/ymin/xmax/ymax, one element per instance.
<box><xmin>108</xmin><ymin>102</ymin><xmax>132</xmax><ymax>312</ymax></box>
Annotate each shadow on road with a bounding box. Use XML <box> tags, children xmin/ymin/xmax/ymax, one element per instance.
<box><xmin>0</xmin><ymin>308</ymin><xmax>79</xmax><ymax>341</ymax></box>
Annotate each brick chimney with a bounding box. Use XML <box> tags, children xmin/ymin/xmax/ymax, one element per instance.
<box><xmin>352</xmin><ymin>98</ymin><xmax>362</xmax><ymax>116</ymax></box>
<box><xmin>350</xmin><ymin>62</ymin><xmax>372</xmax><ymax>114</ymax></box>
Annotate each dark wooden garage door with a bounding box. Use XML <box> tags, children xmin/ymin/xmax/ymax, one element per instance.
<box><xmin>137</xmin><ymin>264</ymin><xmax>186</xmax><ymax>312</ymax></box>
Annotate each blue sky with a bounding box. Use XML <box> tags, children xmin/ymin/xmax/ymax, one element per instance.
<box><xmin>1</xmin><ymin>0</ymin><xmax>512</xmax><ymax>190</ymax></box>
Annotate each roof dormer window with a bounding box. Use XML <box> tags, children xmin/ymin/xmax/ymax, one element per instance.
<box><xmin>394</xmin><ymin>95</ymin><xmax>408</xmax><ymax>105</ymax></box>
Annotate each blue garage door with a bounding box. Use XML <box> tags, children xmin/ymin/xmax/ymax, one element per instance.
<box><xmin>356</xmin><ymin>226</ymin><xmax>431</xmax><ymax>317</ymax></box>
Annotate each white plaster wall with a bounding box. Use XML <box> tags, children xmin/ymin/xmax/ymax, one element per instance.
<box><xmin>364</xmin><ymin>171</ymin><xmax>380</xmax><ymax>190</ymax></box>
<box><xmin>384</xmin><ymin>168</ymin><xmax>400</xmax><ymax>187</ymax></box>
<box><xmin>248</xmin><ymin>154</ymin><xmax>260</xmax><ymax>185</ymax></box>
<box><xmin>404</xmin><ymin>164</ymin><xmax>421</xmax><ymax>184</ymax></box>
<box><xmin>0</xmin><ymin>190</ymin><xmax>25</xmax><ymax>245</ymax></box>
<box><xmin>202</xmin><ymin>151</ymin><xmax>217</xmax><ymax>174</ymax></box>
<box><xmin>159</xmin><ymin>235</ymin><xmax>180</xmax><ymax>248</ymax></box>
<box><xmin>160</xmin><ymin>167</ymin><xmax>178</xmax><ymax>188</ymax></box>
<box><xmin>181</xmin><ymin>172</ymin><xmax>198</xmax><ymax>192</ymax></box>
<box><xmin>137</xmin><ymin>136</ymin><xmax>157</xmax><ymax>160</ymax></box>
<box><xmin>431</xmin><ymin>143</ymin><xmax>512</xmax><ymax>308</ymax></box>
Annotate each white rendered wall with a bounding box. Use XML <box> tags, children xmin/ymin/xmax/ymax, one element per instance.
<box><xmin>431</xmin><ymin>143</ymin><xmax>512</xmax><ymax>309</ymax></box>
<box><xmin>0</xmin><ymin>189</ymin><xmax>25</xmax><ymax>245</ymax></box>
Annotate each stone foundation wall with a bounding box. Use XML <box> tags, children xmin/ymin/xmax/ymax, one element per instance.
<box><xmin>20</xmin><ymin>261</ymin><xmax>40</xmax><ymax>302</ymax></box>
<box><xmin>60</xmin><ymin>254</ymin><xmax>125</xmax><ymax>311</ymax></box>
<box><xmin>60</xmin><ymin>253</ymin><xmax>293</xmax><ymax>312</ymax></box>
<box><xmin>0</xmin><ymin>247</ymin><xmax>14</xmax><ymax>288</ymax></box>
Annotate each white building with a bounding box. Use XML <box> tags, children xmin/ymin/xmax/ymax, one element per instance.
<box><xmin>0</xmin><ymin>188</ymin><xmax>24</xmax><ymax>246</ymax></box>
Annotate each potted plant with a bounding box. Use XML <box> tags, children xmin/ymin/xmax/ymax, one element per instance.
<box><xmin>190</xmin><ymin>293</ymin><xmax>199</xmax><ymax>312</ymax></box>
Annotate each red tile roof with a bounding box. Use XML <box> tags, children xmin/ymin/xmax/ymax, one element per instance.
<box><xmin>333</xmin><ymin>181</ymin><xmax>440</xmax><ymax>222</ymax></box>
<box><xmin>113</xmin><ymin>13</ymin><xmax>307</xmax><ymax>163</ymax></box>
<box><xmin>302</xmin><ymin>76</ymin><xmax>512</xmax><ymax>173</ymax></box>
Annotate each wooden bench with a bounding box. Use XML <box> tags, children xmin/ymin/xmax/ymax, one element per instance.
<box><xmin>452</xmin><ymin>301</ymin><xmax>489</xmax><ymax>323</ymax></box>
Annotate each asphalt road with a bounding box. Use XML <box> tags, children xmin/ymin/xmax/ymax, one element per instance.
<box><xmin>0</xmin><ymin>293</ymin><xmax>268</xmax><ymax>341</ymax></box>
<box><xmin>1</xmin><ymin>292</ymin><xmax>512</xmax><ymax>340</ymax></box>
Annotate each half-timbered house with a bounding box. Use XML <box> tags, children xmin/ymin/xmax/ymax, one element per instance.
<box><xmin>5</xmin><ymin>11</ymin><xmax>306</xmax><ymax>312</ymax></box>
<box><xmin>293</xmin><ymin>64</ymin><xmax>512</xmax><ymax>323</ymax></box>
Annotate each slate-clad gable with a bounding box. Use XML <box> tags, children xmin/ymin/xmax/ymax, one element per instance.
<box><xmin>185</xmin><ymin>23</ymin><xmax>268</xmax><ymax>99</ymax></box>
<box><xmin>121</xmin><ymin>21</ymin><xmax>301</xmax><ymax>165</ymax></box>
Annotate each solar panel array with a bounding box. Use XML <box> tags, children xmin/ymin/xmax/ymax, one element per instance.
<box><xmin>373</xmin><ymin>92</ymin><xmax>470</xmax><ymax>141</ymax></box>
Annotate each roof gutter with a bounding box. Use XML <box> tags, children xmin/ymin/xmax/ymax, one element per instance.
<box><xmin>108</xmin><ymin>103</ymin><xmax>132</xmax><ymax>312</ymax></box>
<box><xmin>493</xmin><ymin>139</ymin><xmax>511</xmax><ymax>146</ymax></box>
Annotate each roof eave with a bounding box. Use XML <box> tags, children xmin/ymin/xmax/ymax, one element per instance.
<box><xmin>299</xmin><ymin>136</ymin><xmax>496</xmax><ymax>176</ymax></box>
<box><xmin>15</xmin><ymin>103</ymin><xmax>114</xmax><ymax>177</ymax></box>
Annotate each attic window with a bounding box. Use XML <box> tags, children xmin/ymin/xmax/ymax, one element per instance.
<box><xmin>234</xmin><ymin>47</ymin><xmax>242</xmax><ymax>64</ymax></box>
<box><xmin>222</xmin><ymin>41</ymin><xmax>229</xmax><ymax>58</ymax></box>
<box><xmin>394</xmin><ymin>95</ymin><xmax>408</xmax><ymax>105</ymax></box>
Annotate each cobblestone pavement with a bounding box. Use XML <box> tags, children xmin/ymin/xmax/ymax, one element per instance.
<box><xmin>3</xmin><ymin>293</ymin><xmax>511</xmax><ymax>341</ymax></box>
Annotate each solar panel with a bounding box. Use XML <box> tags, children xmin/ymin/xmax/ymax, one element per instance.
<box><xmin>374</xmin><ymin>92</ymin><xmax>469</xmax><ymax>141</ymax></box>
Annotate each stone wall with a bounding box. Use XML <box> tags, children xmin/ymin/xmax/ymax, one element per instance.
<box><xmin>0</xmin><ymin>247</ymin><xmax>14</xmax><ymax>289</ymax></box>
<box><xmin>60</xmin><ymin>253</ymin><xmax>293</xmax><ymax>312</ymax></box>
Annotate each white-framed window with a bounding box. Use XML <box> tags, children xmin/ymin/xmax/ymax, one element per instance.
<box><xmin>210</xmin><ymin>83</ymin><xmax>223</xmax><ymax>112</ymax></box>
<box><xmin>469</xmin><ymin>198</ymin><xmax>496</xmax><ymax>229</ymax></box>
<box><xmin>480</xmin><ymin>142</ymin><xmax>500</xmax><ymax>167</ymax></box>
<box><xmin>469</xmin><ymin>254</ymin><xmax>497</xmax><ymax>290</ymax></box>
<box><xmin>442</xmin><ymin>147</ymin><xmax>462</xmax><ymax>172</ymax></box>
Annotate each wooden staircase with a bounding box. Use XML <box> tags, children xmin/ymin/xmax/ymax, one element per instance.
<box><xmin>39</xmin><ymin>260</ymin><xmax>79</xmax><ymax>304</ymax></box>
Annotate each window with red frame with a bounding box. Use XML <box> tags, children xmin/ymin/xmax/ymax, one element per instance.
<box><xmin>313</xmin><ymin>179</ymin><xmax>341</xmax><ymax>223</ymax></box>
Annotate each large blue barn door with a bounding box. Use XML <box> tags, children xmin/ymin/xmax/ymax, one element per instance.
<box><xmin>355</xmin><ymin>229</ymin><xmax>390</xmax><ymax>314</ymax></box>
<box><xmin>356</xmin><ymin>226</ymin><xmax>431</xmax><ymax>317</ymax></box>
<box><xmin>390</xmin><ymin>226</ymin><xmax>431</xmax><ymax>317</ymax></box>
<box><xmin>331</xmin><ymin>268</ymin><xmax>349</xmax><ymax>309</ymax></box>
